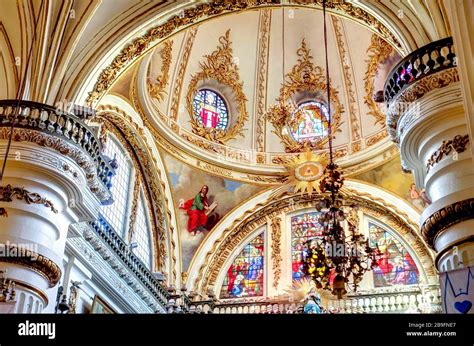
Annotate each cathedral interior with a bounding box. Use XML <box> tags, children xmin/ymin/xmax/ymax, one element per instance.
<box><xmin>0</xmin><ymin>0</ymin><xmax>473</xmax><ymax>315</ymax></box>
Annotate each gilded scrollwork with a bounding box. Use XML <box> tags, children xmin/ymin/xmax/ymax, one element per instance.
<box><xmin>186</xmin><ymin>29</ymin><xmax>248</xmax><ymax>143</ymax></box>
<box><xmin>364</xmin><ymin>34</ymin><xmax>394</xmax><ymax>125</ymax></box>
<box><xmin>266</xmin><ymin>39</ymin><xmax>344</xmax><ymax>153</ymax></box>
<box><xmin>147</xmin><ymin>40</ymin><xmax>173</xmax><ymax>102</ymax></box>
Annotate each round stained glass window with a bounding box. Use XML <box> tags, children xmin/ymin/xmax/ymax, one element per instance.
<box><xmin>193</xmin><ymin>89</ymin><xmax>229</xmax><ymax>130</ymax></box>
<box><xmin>288</xmin><ymin>101</ymin><xmax>329</xmax><ymax>143</ymax></box>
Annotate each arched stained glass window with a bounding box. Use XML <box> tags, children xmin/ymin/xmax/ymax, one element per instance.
<box><xmin>193</xmin><ymin>89</ymin><xmax>229</xmax><ymax>130</ymax></box>
<box><xmin>220</xmin><ymin>233</ymin><xmax>264</xmax><ymax>299</ymax></box>
<box><xmin>132</xmin><ymin>190</ymin><xmax>153</xmax><ymax>269</ymax></box>
<box><xmin>291</xmin><ymin>212</ymin><xmax>325</xmax><ymax>280</ymax></box>
<box><xmin>289</xmin><ymin>101</ymin><xmax>329</xmax><ymax>143</ymax></box>
<box><xmin>101</xmin><ymin>135</ymin><xmax>132</xmax><ymax>236</ymax></box>
<box><xmin>368</xmin><ymin>222</ymin><xmax>419</xmax><ymax>287</ymax></box>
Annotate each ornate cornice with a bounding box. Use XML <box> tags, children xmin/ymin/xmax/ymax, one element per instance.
<box><xmin>270</xmin><ymin>216</ymin><xmax>282</xmax><ymax>289</ymax></box>
<box><xmin>0</xmin><ymin>245</ymin><xmax>61</xmax><ymax>287</ymax></box>
<box><xmin>147</xmin><ymin>40</ymin><xmax>173</xmax><ymax>102</ymax></box>
<box><xmin>421</xmin><ymin>198</ymin><xmax>474</xmax><ymax>249</ymax></box>
<box><xmin>186</xmin><ymin>29</ymin><xmax>248</xmax><ymax>143</ymax></box>
<box><xmin>86</xmin><ymin>1</ymin><xmax>403</xmax><ymax>106</ymax></box>
<box><xmin>266</xmin><ymin>39</ymin><xmax>344</xmax><ymax>153</ymax></box>
<box><xmin>364</xmin><ymin>34</ymin><xmax>394</xmax><ymax>125</ymax></box>
<box><xmin>170</xmin><ymin>27</ymin><xmax>198</xmax><ymax>120</ymax></box>
<box><xmin>0</xmin><ymin>185</ymin><xmax>58</xmax><ymax>213</ymax></box>
<box><xmin>426</xmin><ymin>134</ymin><xmax>470</xmax><ymax>173</ymax></box>
<box><xmin>255</xmin><ymin>9</ymin><xmax>272</xmax><ymax>153</ymax></box>
<box><xmin>387</xmin><ymin>67</ymin><xmax>460</xmax><ymax>143</ymax></box>
<box><xmin>0</xmin><ymin>128</ymin><xmax>112</xmax><ymax>202</ymax></box>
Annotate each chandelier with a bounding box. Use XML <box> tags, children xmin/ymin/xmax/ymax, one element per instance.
<box><xmin>300</xmin><ymin>0</ymin><xmax>378</xmax><ymax>299</ymax></box>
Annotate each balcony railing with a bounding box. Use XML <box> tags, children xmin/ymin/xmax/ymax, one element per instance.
<box><xmin>0</xmin><ymin>100</ymin><xmax>114</xmax><ymax>193</ymax></box>
<box><xmin>384</xmin><ymin>37</ymin><xmax>456</xmax><ymax>104</ymax></box>
<box><xmin>89</xmin><ymin>216</ymin><xmax>169</xmax><ymax>308</ymax></box>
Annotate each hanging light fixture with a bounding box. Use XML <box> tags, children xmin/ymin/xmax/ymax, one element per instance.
<box><xmin>301</xmin><ymin>0</ymin><xmax>378</xmax><ymax>299</ymax></box>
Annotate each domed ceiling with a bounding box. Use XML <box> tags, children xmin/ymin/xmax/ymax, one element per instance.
<box><xmin>128</xmin><ymin>7</ymin><xmax>402</xmax><ymax>183</ymax></box>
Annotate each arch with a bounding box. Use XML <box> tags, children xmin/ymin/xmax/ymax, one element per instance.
<box><xmin>95</xmin><ymin>99</ymin><xmax>181</xmax><ymax>285</ymax></box>
<box><xmin>188</xmin><ymin>179</ymin><xmax>436</xmax><ymax>295</ymax></box>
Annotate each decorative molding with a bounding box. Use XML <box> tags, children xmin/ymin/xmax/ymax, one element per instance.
<box><xmin>366</xmin><ymin>129</ymin><xmax>388</xmax><ymax>147</ymax></box>
<box><xmin>364</xmin><ymin>34</ymin><xmax>394</xmax><ymax>125</ymax></box>
<box><xmin>255</xmin><ymin>9</ymin><xmax>272</xmax><ymax>152</ymax></box>
<box><xmin>421</xmin><ymin>198</ymin><xmax>474</xmax><ymax>248</ymax></box>
<box><xmin>0</xmin><ymin>245</ymin><xmax>61</xmax><ymax>287</ymax></box>
<box><xmin>147</xmin><ymin>40</ymin><xmax>173</xmax><ymax>102</ymax></box>
<box><xmin>186</xmin><ymin>29</ymin><xmax>248</xmax><ymax>143</ymax></box>
<box><xmin>266</xmin><ymin>39</ymin><xmax>344</xmax><ymax>153</ymax></box>
<box><xmin>86</xmin><ymin>0</ymin><xmax>403</xmax><ymax>106</ymax></box>
<box><xmin>0</xmin><ymin>128</ymin><xmax>112</xmax><ymax>202</ymax></box>
<box><xmin>0</xmin><ymin>184</ymin><xmax>58</xmax><ymax>213</ymax></box>
<box><xmin>332</xmin><ymin>16</ymin><xmax>360</xmax><ymax>141</ymax></box>
<box><xmin>270</xmin><ymin>216</ymin><xmax>282</xmax><ymax>289</ymax></box>
<box><xmin>387</xmin><ymin>68</ymin><xmax>460</xmax><ymax>143</ymax></box>
<box><xmin>426</xmin><ymin>134</ymin><xmax>470</xmax><ymax>173</ymax></box>
<box><xmin>170</xmin><ymin>27</ymin><xmax>198</xmax><ymax>120</ymax></box>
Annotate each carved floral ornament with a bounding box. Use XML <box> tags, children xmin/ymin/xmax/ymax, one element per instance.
<box><xmin>86</xmin><ymin>1</ymin><xmax>403</xmax><ymax>106</ymax></box>
<box><xmin>266</xmin><ymin>39</ymin><xmax>344</xmax><ymax>153</ymax></box>
<box><xmin>0</xmin><ymin>185</ymin><xmax>58</xmax><ymax>213</ymax></box>
<box><xmin>426</xmin><ymin>134</ymin><xmax>470</xmax><ymax>173</ymax></box>
<box><xmin>186</xmin><ymin>29</ymin><xmax>248</xmax><ymax>143</ymax></box>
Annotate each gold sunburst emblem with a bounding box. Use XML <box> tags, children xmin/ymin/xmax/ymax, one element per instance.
<box><xmin>284</xmin><ymin>151</ymin><xmax>328</xmax><ymax>194</ymax></box>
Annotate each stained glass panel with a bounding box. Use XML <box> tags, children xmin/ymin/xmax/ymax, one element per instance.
<box><xmin>368</xmin><ymin>223</ymin><xmax>419</xmax><ymax>287</ymax></box>
<box><xmin>220</xmin><ymin>233</ymin><xmax>264</xmax><ymax>299</ymax></box>
<box><xmin>291</xmin><ymin>212</ymin><xmax>325</xmax><ymax>280</ymax></box>
<box><xmin>193</xmin><ymin>89</ymin><xmax>229</xmax><ymax>130</ymax></box>
<box><xmin>289</xmin><ymin>101</ymin><xmax>328</xmax><ymax>143</ymax></box>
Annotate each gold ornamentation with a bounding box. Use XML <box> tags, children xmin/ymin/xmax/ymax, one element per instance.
<box><xmin>86</xmin><ymin>1</ymin><xmax>402</xmax><ymax>106</ymax></box>
<box><xmin>283</xmin><ymin>151</ymin><xmax>328</xmax><ymax>195</ymax></box>
<box><xmin>0</xmin><ymin>185</ymin><xmax>58</xmax><ymax>213</ymax></box>
<box><xmin>387</xmin><ymin>68</ymin><xmax>460</xmax><ymax>143</ymax></box>
<box><xmin>128</xmin><ymin>177</ymin><xmax>142</xmax><ymax>243</ymax></box>
<box><xmin>426</xmin><ymin>135</ymin><xmax>469</xmax><ymax>173</ymax></box>
<box><xmin>147</xmin><ymin>40</ymin><xmax>173</xmax><ymax>102</ymax></box>
<box><xmin>255</xmin><ymin>9</ymin><xmax>272</xmax><ymax>152</ymax></box>
<box><xmin>364</xmin><ymin>34</ymin><xmax>394</xmax><ymax>125</ymax></box>
<box><xmin>421</xmin><ymin>198</ymin><xmax>474</xmax><ymax>249</ymax></box>
<box><xmin>266</xmin><ymin>39</ymin><xmax>344</xmax><ymax>153</ymax></box>
<box><xmin>0</xmin><ymin>128</ymin><xmax>112</xmax><ymax>202</ymax></box>
<box><xmin>0</xmin><ymin>244</ymin><xmax>61</xmax><ymax>287</ymax></box>
<box><xmin>170</xmin><ymin>27</ymin><xmax>198</xmax><ymax>120</ymax></box>
<box><xmin>270</xmin><ymin>216</ymin><xmax>282</xmax><ymax>289</ymax></box>
<box><xmin>186</xmin><ymin>29</ymin><xmax>248</xmax><ymax>143</ymax></box>
<box><xmin>366</xmin><ymin>129</ymin><xmax>388</xmax><ymax>147</ymax></box>
<box><xmin>351</xmin><ymin>141</ymin><xmax>361</xmax><ymax>153</ymax></box>
<box><xmin>332</xmin><ymin>16</ymin><xmax>360</xmax><ymax>141</ymax></box>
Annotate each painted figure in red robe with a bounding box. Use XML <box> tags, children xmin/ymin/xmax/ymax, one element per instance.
<box><xmin>181</xmin><ymin>185</ymin><xmax>210</xmax><ymax>235</ymax></box>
